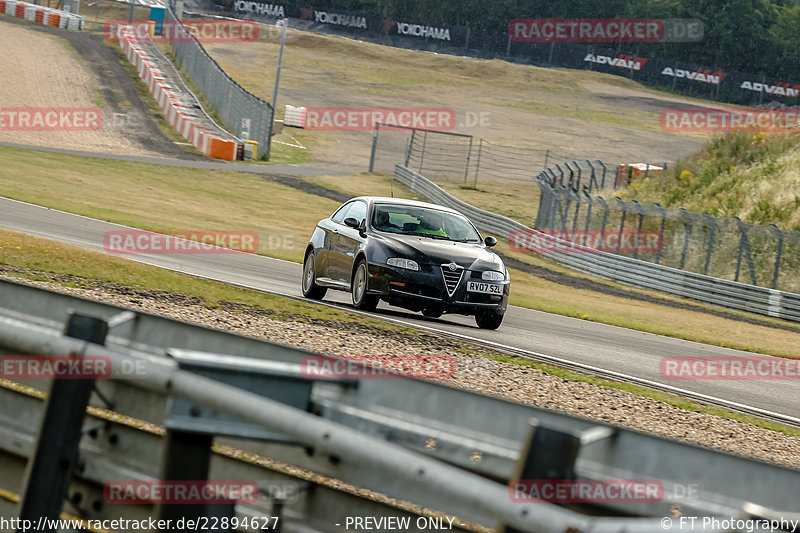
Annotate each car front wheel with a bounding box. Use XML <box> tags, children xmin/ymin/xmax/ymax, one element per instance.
<box><xmin>352</xmin><ymin>259</ymin><xmax>379</xmax><ymax>311</ymax></box>
<box><xmin>475</xmin><ymin>309</ymin><xmax>504</xmax><ymax>330</ymax></box>
<box><xmin>302</xmin><ymin>251</ymin><xmax>327</xmax><ymax>300</ymax></box>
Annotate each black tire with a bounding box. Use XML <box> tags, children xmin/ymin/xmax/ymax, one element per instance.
<box><xmin>301</xmin><ymin>251</ymin><xmax>327</xmax><ymax>300</ymax></box>
<box><xmin>422</xmin><ymin>306</ymin><xmax>444</xmax><ymax>318</ymax></box>
<box><xmin>352</xmin><ymin>259</ymin><xmax>379</xmax><ymax>311</ymax></box>
<box><xmin>475</xmin><ymin>309</ymin><xmax>504</xmax><ymax>330</ymax></box>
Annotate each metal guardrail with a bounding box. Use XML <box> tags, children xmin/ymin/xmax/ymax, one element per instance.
<box><xmin>394</xmin><ymin>163</ymin><xmax>800</xmax><ymax>323</ymax></box>
<box><xmin>2</xmin><ymin>279</ymin><xmax>800</xmax><ymax>531</ymax></box>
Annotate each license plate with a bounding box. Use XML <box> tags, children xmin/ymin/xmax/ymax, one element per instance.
<box><xmin>467</xmin><ymin>281</ymin><xmax>502</xmax><ymax>295</ymax></box>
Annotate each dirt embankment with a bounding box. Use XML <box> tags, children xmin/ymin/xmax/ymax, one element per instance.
<box><xmin>0</xmin><ymin>18</ymin><xmax>199</xmax><ymax>159</ymax></box>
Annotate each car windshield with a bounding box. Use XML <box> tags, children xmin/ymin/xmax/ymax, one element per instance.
<box><xmin>372</xmin><ymin>204</ymin><xmax>482</xmax><ymax>243</ymax></box>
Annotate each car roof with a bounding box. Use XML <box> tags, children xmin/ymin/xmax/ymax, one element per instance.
<box><xmin>350</xmin><ymin>196</ymin><xmax>463</xmax><ymax>216</ymax></box>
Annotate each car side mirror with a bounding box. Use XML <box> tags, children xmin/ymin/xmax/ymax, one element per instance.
<box><xmin>484</xmin><ymin>236</ymin><xmax>497</xmax><ymax>247</ymax></box>
<box><xmin>344</xmin><ymin>217</ymin><xmax>359</xmax><ymax>229</ymax></box>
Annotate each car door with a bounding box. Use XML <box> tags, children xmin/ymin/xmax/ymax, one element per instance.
<box><xmin>318</xmin><ymin>201</ymin><xmax>354</xmax><ymax>282</ymax></box>
<box><xmin>330</xmin><ymin>200</ymin><xmax>368</xmax><ymax>284</ymax></box>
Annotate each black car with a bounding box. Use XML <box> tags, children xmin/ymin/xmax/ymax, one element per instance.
<box><xmin>301</xmin><ymin>196</ymin><xmax>510</xmax><ymax>329</ymax></box>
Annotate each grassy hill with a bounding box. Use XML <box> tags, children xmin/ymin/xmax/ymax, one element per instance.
<box><xmin>614</xmin><ymin>132</ymin><xmax>800</xmax><ymax>231</ymax></box>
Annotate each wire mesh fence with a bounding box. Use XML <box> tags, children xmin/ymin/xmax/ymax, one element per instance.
<box><xmin>163</xmin><ymin>9</ymin><xmax>274</xmax><ymax>158</ymax></box>
<box><xmin>535</xmin><ymin>173</ymin><xmax>800</xmax><ymax>293</ymax></box>
<box><xmin>369</xmin><ymin>125</ymin><xmax>573</xmax><ymax>187</ymax></box>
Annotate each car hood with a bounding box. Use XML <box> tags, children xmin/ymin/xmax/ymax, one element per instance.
<box><xmin>373</xmin><ymin>232</ymin><xmax>504</xmax><ymax>272</ymax></box>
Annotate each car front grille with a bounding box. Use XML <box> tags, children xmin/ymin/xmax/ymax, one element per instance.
<box><xmin>440</xmin><ymin>264</ymin><xmax>464</xmax><ymax>297</ymax></box>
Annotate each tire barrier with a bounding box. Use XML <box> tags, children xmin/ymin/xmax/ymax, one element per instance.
<box><xmin>117</xmin><ymin>26</ymin><xmax>242</xmax><ymax>161</ymax></box>
<box><xmin>0</xmin><ymin>0</ymin><xmax>83</xmax><ymax>30</ymax></box>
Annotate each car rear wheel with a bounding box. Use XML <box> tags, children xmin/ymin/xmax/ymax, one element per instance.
<box><xmin>302</xmin><ymin>251</ymin><xmax>327</xmax><ymax>300</ymax></box>
<box><xmin>352</xmin><ymin>259</ymin><xmax>379</xmax><ymax>311</ymax></box>
<box><xmin>475</xmin><ymin>309</ymin><xmax>504</xmax><ymax>330</ymax></box>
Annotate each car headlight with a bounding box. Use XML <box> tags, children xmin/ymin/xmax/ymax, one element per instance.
<box><xmin>387</xmin><ymin>258</ymin><xmax>419</xmax><ymax>271</ymax></box>
<box><xmin>482</xmin><ymin>270</ymin><xmax>505</xmax><ymax>281</ymax></box>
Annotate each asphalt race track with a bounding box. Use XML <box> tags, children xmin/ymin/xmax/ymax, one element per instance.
<box><xmin>0</xmin><ymin>196</ymin><xmax>797</xmax><ymax>423</ymax></box>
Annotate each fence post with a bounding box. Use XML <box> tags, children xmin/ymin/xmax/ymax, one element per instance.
<box><xmin>543</xmin><ymin>149</ymin><xmax>549</xmax><ymax>169</ymax></box>
<box><xmin>368</xmin><ymin>124</ymin><xmax>379</xmax><ymax>173</ymax></box>
<box><xmin>631</xmin><ymin>200</ymin><xmax>645</xmax><ymax>260</ymax></box>
<box><xmin>770</xmin><ymin>224</ymin><xmax>784</xmax><ymax>289</ymax></box>
<box><xmin>405</xmin><ymin>136</ymin><xmax>411</xmax><ymax>167</ymax></box>
<box><xmin>679</xmin><ymin>208</ymin><xmax>692</xmax><ymax>270</ymax></box>
<box><xmin>734</xmin><ymin>217</ymin><xmax>757</xmax><ymax>285</ymax></box>
<box><xmin>418</xmin><ymin>130</ymin><xmax>428</xmax><ymax>174</ymax></box>
<box><xmin>654</xmin><ymin>203</ymin><xmax>666</xmax><ymax>265</ymax></box>
<box><xmin>586</xmin><ymin>160</ymin><xmax>598</xmax><ymax>192</ymax></box>
<box><xmin>473</xmin><ymin>139</ymin><xmax>483</xmax><ymax>188</ymax></box>
<box><xmin>583</xmin><ymin>191</ymin><xmax>593</xmax><ymax>233</ymax></box>
<box><xmin>597</xmin><ymin>161</ymin><xmax>607</xmax><ymax>189</ymax></box>
<box><xmin>464</xmin><ymin>136</ymin><xmax>473</xmax><ymax>185</ymax></box>
<box><xmin>615</xmin><ymin>197</ymin><xmax>628</xmax><ymax>254</ymax></box>
<box><xmin>596</xmin><ymin>196</ymin><xmax>609</xmax><ymax>247</ymax></box>
<box><xmin>702</xmin><ymin>212</ymin><xmax>716</xmax><ymax>276</ymax></box>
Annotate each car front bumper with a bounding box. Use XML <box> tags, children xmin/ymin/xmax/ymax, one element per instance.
<box><xmin>368</xmin><ymin>262</ymin><xmax>509</xmax><ymax>315</ymax></box>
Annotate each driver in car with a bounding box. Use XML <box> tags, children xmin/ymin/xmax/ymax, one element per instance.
<box><xmin>374</xmin><ymin>209</ymin><xmax>400</xmax><ymax>230</ymax></box>
<box><xmin>416</xmin><ymin>212</ymin><xmax>447</xmax><ymax>237</ymax></box>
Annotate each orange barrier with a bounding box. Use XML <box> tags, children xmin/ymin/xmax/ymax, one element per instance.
<box><xmin>205</xmin><ymin>137</ymin><xmax>237</xmax><ymax>160</ymax></box>
<box><xmin>47</xmin><ymin>12</ymin><xmax>59</xmax><ymax>26</ymax></box>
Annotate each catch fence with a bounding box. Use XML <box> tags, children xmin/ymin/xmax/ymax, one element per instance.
<box><xmin>535</xmin><ymin>170</ymin><xmax>800</xmax><ymax>293</ymax></box>
<box><xmin>370</xmin><ymin>125</ymin><xmax>572</xmax><ymax>187</ymax></box>
<box><xmin>163</xmin><ymin>9</ymin><xmax>274</xmax><ymax>158</ymax></box>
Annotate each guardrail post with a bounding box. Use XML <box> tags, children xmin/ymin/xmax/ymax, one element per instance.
<box><xmin>770</xmin><ymin>224</ymin><xmax>784</xmax><ymax>289</ymax></box>
<box><xmin>702</xmin><ymin>213</ymin><xmax>716</xmax><ymax>276</ymax></box>
<box><xmin>17</xmin><ymin>313</ymin><xmax>109</xmax><ymax>532</ymax></box>
<box><xmin>155</xmin><ymin>431</ymin><xmax>220</xmax><ymax>526</ymax></box>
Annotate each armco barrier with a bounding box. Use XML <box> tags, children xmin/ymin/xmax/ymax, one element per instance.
<box><xmin>394</xmin><ymin>163</ymin><xmax>800</xmax><ymax>322</ymax></box>
<box><xmin>116</xmin><ymin>26</ymin><xmax>243</xmax><ymax>161</ymax></box>
<box><xmin>1</xmin><ymin>0</ymin><xmax>83</xmax><ymax>30</ymax></box>
<box><xmin>1</xmin><ymin>278</ymin><xmax>800</xmax><ymax>531</ymax></box>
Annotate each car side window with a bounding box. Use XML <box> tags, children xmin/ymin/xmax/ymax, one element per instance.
<box><xmin>331</xmin><ymin>202</ymin><xmax>354</xmax><ymax>223</ymax></box>
<box><xmin>345</xmin><ymin>201</ymin><xmax>367</xmax><ymax>226</ymax></box>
